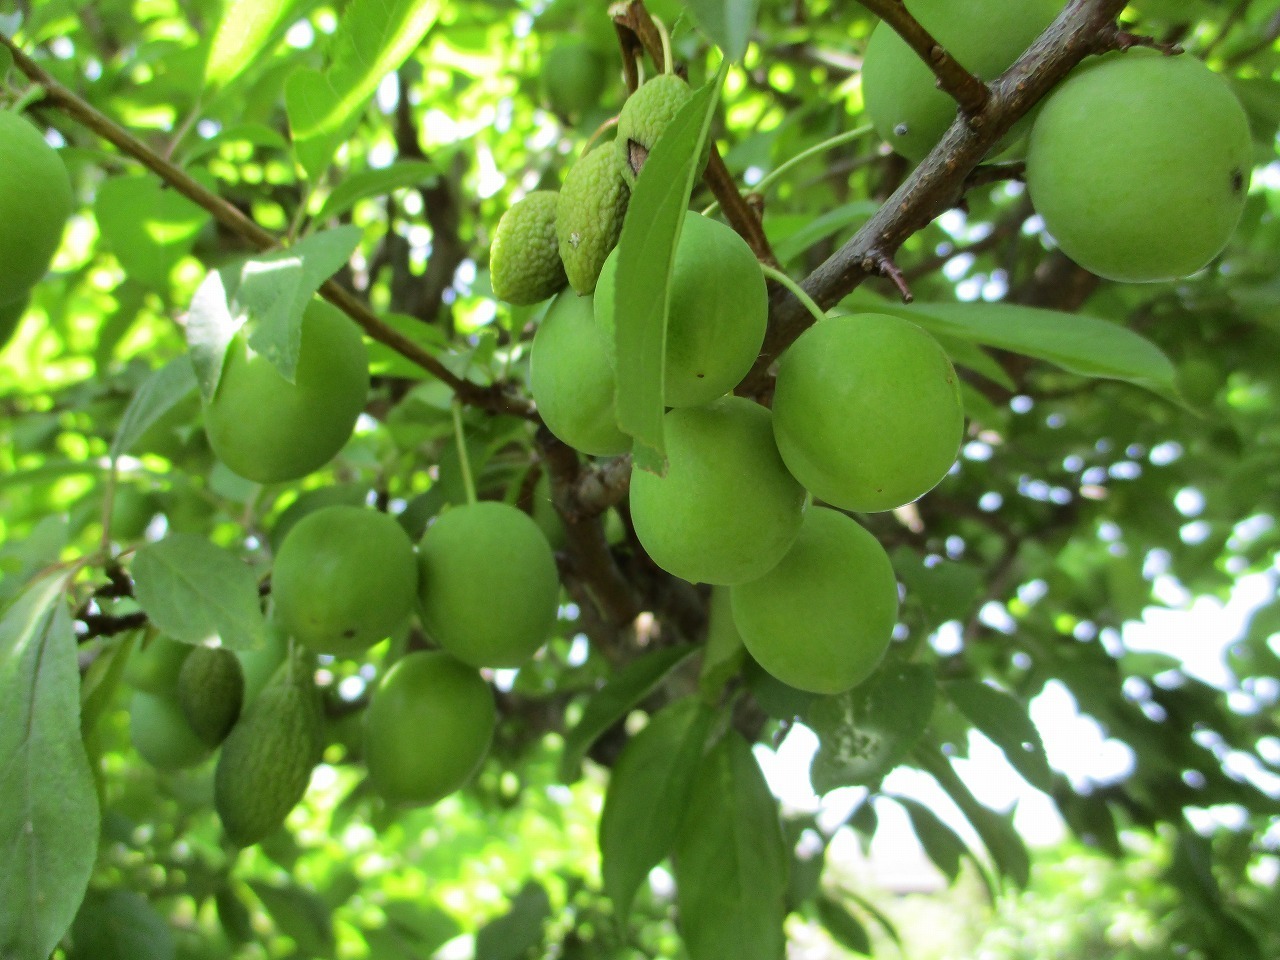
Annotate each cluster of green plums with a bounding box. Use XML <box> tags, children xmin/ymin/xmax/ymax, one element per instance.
<box><xmin>0</xmin><ymin>110</ymin><xmax>73</xmax><ymax>348</ymax></box>
<box><xmin>862</xmin><ymin>0</ymin><xmax>1252</xmax><ymax>283</ymax></box>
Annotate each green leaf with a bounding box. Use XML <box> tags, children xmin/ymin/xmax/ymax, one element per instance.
<box><xmin>613</xmin><ymin>65</ymin><xmax>726</xmax><ymax>465</ymax></box>
<box><xmin>685</xmin><ymin>0</ymin><xmax>759</xmax><ymax>62</ymax></box>
<box><xmin>557</xmin><ymin>644</ymin><xmax>697</xmax><ymax>782</ymax></box>
<box><xmin>315</xmin><ymin>160</ymin><xmax>439</xmax><ymax>223</ymax></box>
<box><xmin>892</xmin><ymin>549</ymin><xmax>984</xmax><ymax>628</ymax></box>
<box><xmin>131</xmin><ymin>534</ymin><xmax>266</xmax><ymax>651</ymax></box>
<box><xmin>68</xmin><ymin>889</ymin><xmax>174</xmax><ymax>960</ymax></box>
<box><xmin>0</xmin><ymin>572</ymin><xmax>100</xmax><ymax>960</ymax></box>
<box><xmin>946</xmin><ymin>680</ymin><xmax>1054</xmax><ymax>792</ymax></box>
<box><xmin>672</xmin><ymin>731</ymin><xmax>788</xmax><ymax>960</ymax></box>
<box><xmin>110</xmin><ymin>356</ymin><xmax>198</xmax><ymax>460</ymax></box>
<box><xmin>205</xmin><ymin>0</ymin><xmax>302</xmax><ymax>94</ymax></box>
<box><xmin>186</xmin><ymin>226</ymin><xmax>362</xmax><ymax>396</ymax></box>
<box><xmin>600</xmin><ymin>698</ymin><xmax>715</xmax><ymax>920</ymax></box>
<box><xmin>698</xmin><ymin>585</ymin><xmax>746</xmax><ymax>702</ymax></box>
<box><xmin>247</xmin><ymin>880</ymin><xmax>335</xmax><ymax>959</ymax></box>
<box><xmin>93</xmin><ymin>174</ymin><xmax>211</xmax><ymax>291</ymax></box>
<box><xmin>805</xmin><ymin>662</ymin><xmax>937</xmax><ymax>793</ymax></box>
<box><xmin>932</xmin><ymin>332</ymin><xmax>1017</xmax><ymax>390</ymax></box>
<box><xmin>892</xmin><ymin>795</ymin><xmax>968</xmax><ymax>884</ymax></box>
<box><xmin>473</xmin><ymin>880</ymin><xmax>551</xmax><ymax>960</ymax></box>
<box><xmin>770</xmin><ymin>202</ymin><xmax>877</xmax><ymax>264</ymax></box>
<box><xmin>884</xmin><ymin>299</ymin><xmax>1178</xmax><ymax>396</ymax></box>
<box><xmin>0</xmin><ymin>45</ymin><xmax>14</xmax><ymax>86</ymax></box>
<box><xmin>815</xmin><ymin>894</ymin><xmax>871</xmax><ymax>956</ymax></box>
<box><xmin>286</xmin><ymin>0</ymin><xmax>440</xmax><ymax>179</ymax></box>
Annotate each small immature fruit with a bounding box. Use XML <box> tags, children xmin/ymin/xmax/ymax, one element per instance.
<box><xmin>491</xmin><ymin>190</ymin><xmax>567</xmax><ymax>305</ymax></box>
<box><xmin>418</xmin><ymin>501</ymin><xmax>560</xmax><ymax>668</ymax></box>
<box><xmin>556</xmin><ymin>144</ymin><xmax>629</xmax><ymax>295</ymax></box>
<box><xmin>861</xmin><ymin>0</ymin><xmax>1064</xmax><ymax>161</ymax></box>
<box><xmin>731</xmin><ymin>507</ymin><xmax>899</xmax><ymax>695</ymax></box>
<box><xmin>273</xmin><ymin>505</ymin><xmax>418</xmax><ymax>657</ymax></box>
<box><xmin>629</xmin><ymin>396</ymin><xmax>807</xmax><ymax>586</ymax></box>
<box><xmin>772</xmin><ymin>313</ymin><xmax>963</xmax><ymax>513</ymax></box>
<box><xmin>530</xmin><ymin>289</ymin><xmax>630</xmax><ymax>456</ymax></box>
<box><xmin>0</xmin><ymin>111</ymin><xmax>73</xmax><ymax>305</ymax></box>
<box><xmin>615</xmin><ymin>73</ymin><xmax>695</xmax><ymax>185</ymax></box>
<box><xmin>1026</xmin><ymin>50</ymin><xmax>1252</xmax><ymax>283</ymax></box>
<box><xmin>203</xmin><ymin>299</ymin><xmax>369</xmax><ymax>484</ymax></box>
<box><xmin>177</xmin><ymin>646</ymin><xmax>245</xmax><ymax>746</ymax></box>
<box><xmin>543</xmin><ymin>39</ymin><xmax>608</xmax><ymax>116</ymax></box>
<box><xmin>214</xmin><ymin>672</ymin><xmax>324</xmax><ymax>847</ymax></box>
<box><xmin>595</xmin><ymin>211</ymin><xmax>767</xmax><ymax>407</ymax></box>
<box><xmin>125</xmin><ymin>635</ymin><xmax>192</xmax><ymax>695</ymax></box>
<box><xmin>364</xmin><ymin>651</ymin><xmax>496</xmax><ymax>806</ymax></box>
<box><xmin>129</xmin><ymin>690</ymin><xmax>212</xmax><ymax>771</ymax></box>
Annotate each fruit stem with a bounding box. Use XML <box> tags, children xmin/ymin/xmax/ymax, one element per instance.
<box><xmin>702</xmin><ymin>125</ymin><xmax>875</xmax><ymax>217</ymax></box>
<box><xmin>451</xmin><ymin>399</ymin><xmax>478</xmax><ymax>506</ymax></box>
<box><xmin>760</xmin><ymin>265</ymin><xmax>826</xmax><ymax>326</ymax></box>
<box><xmin>654</xmin><ymin>17</ymin><xmax>673</xmax><ymax>75</ymax></box>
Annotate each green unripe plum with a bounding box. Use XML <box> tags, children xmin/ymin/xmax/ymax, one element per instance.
<box><xmin>129</xmin><ymin>690</ymin><xmax>212</xmax><ymax>771</ymax></box>
<box><xmin>772</xmin><ymin>313</ymin><xmax>963</xmax><ymax>513</ymax></box>
<box><xmin>125</xmin><ymin>635</ymin><xmax>193</xmax><ymax>694</ymax></box>
<box><xmin>418</xmin><ymin>501</ymin><xmax>561</xmax><ymax>668</ymax></box>
<box><xmin>596</xmin><ymin>212</ymin><xmax>767</xmax><ymax>408</ymax></box>
<box><xmin>629</xmin><ymin>396</ymin><xmax>807</xmax><ymax>586</ymax></box>
<box><xmin>202</xmin><ymin>299</ymin><xmax>369</xmax><ymax>484</ymax></box>
<box><xmin>0</xmin><ymin>296</ymin><xmax>30</xmax><ymax>350</ymax></box>
<box><xmin>530</xmin><ymin>289</ymin><xmax>630</xmax><ymax>456</ymax></box>
<box><xmin>364</xmin><ymin>650</ymin><xmax>496</xmax><ymax>807</ymax></box>
<box><xmin>731</xmin><ymin>507</ymin><xmax>899</xmax><ymax>695</ymax></box>
<box><xmin>0</xmin><ymin>111</ymin><xmax>73</xmax><ymax>304</ymax></box>
<box><xmin>1026</xmin><ymin>50</ymin><xmax>1252</xmax><ymax>283</ymax></box>
<box><xmin>862</xmin><ymin>0</ymin><xmax>1064</xmax><ymax>161</ymax></box>
<box><xmin>267</xmin><ymin>482</ymin><xmax>370</xmax><ymax>554</ymax></box>
<box><xmin>273</xmin><ymin>505</ymin><xmax>418</xmax><ymax>657</ymax></box>
<box><xmin>543</xmin><ymin>39</ymin><xmax>608</xmax><ymax>116</ymax></box>
<box><xmin>177</xmin><ymin>646</ymin><xmax>245</xmax><ymax>746</ymax></box>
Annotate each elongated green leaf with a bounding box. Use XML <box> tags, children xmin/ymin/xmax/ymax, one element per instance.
<box><xmin>473</xmin><ymin>880</ymin><xmax>551</xmax><ymax>960</ymax></box>
<box><xmin>132</xmin><ymin>535</ymin><xmax>265</xmax><ymax>651</ymax></box>
<box><xmin>613</xmin><ymin>65</ymin><xmax>726</xmax><ymax>470</ymax></box>
<box><xmin>0</xmin><ymin>573</ymin><xmax>100</xmax><ymax>960</ymax></box>
<box><xmin>287</xmin><ymin>0</ymin><xmax>440</xmax><ymax>179</ymax></box>
<box><xmin>315</xmin><ymin>160</ymin><xmax>438</xmax><ymax>223</ymax></box>
<box><xmin>68</xmin><ymin>889</ymin><xmax>174</xmax><ymax>960</ymax></box>
<box><xmin>600</xmin><ymin>698</ymin><xmax>715</xmax><ymax>920</ymax></box>
<box><xmin>685</xmin><ymin>0</ymin><xmax>759</xmax><ymax>62</ymax></box>
<box><xmin>892</xmin><ymin>795</ymin><xmax>968</xmax><ymax>884</ymax></box>
<box><xmin>557</xmin><ymin>644</ymin><xmax>697</xmax><ymax>781</ymax></box>
<box><xmin>805</xmin><ymin>662</ymin><xmax>936</xmax><ymax>793</ymax></box>
<box><xmin>205</xmin><ymin>0</ymin><xmax>301</xmax><ymax>93</ymax></box>
<box><xmin>699</xmin><ymin>585</ymin><xmax>746</xmax><ymax>702</ymax></box>
<box><xmin>111</xmin><ymin>356</ymin><xmax>198</xmax><ymax>459</ymax></box>
<box><xmin>771</xmin><ymin>202</ymin><xmax>878</xmax><ymax>264</ymax></box>
<box><xmin>248</xmin><ymin>881</ymin><xmax>334</xmax><ymax>958</ymax></box>
<box><xmin>815</xmin><ymin>895</ymin><xmax>871</xmax><ymax>955</ymax></box>
<box><xmin>845</xmin><ymin>294</ymin><xmax>1178</xmax><ymax>396</ymax></box>
<box><xmin>946</xmin><ymin>680</ymin><xmax>1054</xmax><ymax>792</ymax></box>
<box><xmin>673</xmin><ymin>731</ymin><xmax>788</xmax><ymax>960</ymax></box>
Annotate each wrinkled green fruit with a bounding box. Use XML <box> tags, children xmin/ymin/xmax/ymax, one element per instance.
<box><xmin>531</xmin><ymin>289</ymin><xmax>630</xmax><ymax>455</ymax></box>
<box><xmin>615</xmin><ymin>73</ymin><xmax>696</xmax><ymax>185</ymax></box>
<box><xmin>214</xmin><ymin>674</ymin><xmax>323</xmax><ymax>847</ymax></box>
<box><xmin>772</xmin><ymin>313</ymin><xmax>963</xmax><ymax>513</ymax></box>
<box><xmin>862</xmin><ymin>0</ymin><xmax>1064</xmax><ymax>161</ymax></box>
<box><xmin>125</xmin><ymin>635</ymin><xmax>192</xmax><ymax>695</ymax></box>
<box><xmin>364</xmin><ymin>651</ymin><xmax>496</xmax><ymax>806</ymax></box>
<box><xmin>557</xmin><ymin>144</ymin><xmax>629</xmax><ymax>294</ymax></box>
<box><xmin>543</xmin><ymin>39</ymin><xmax>609</xmax><ymax>116</ymax></box>
<box><xmin>273</xmin><ymin>505</ymin><xmax>418</xmax><ymax>657</ymax></box>
<box><xmin>177</xmin><ymin>646</ymin><xmax>245</xmax><ymax>746</ymax></box>
<box><xmin>731</xmin><ymin>507</ymin><xmax>899</xmax><ymax>695</ymax></box>
<box><xmin>203</xmin><ymin>299</ymin><xmax>369</xmax><ymax>484</ymax></box>
<box><xmin>0</xmin><ymin>296</ymin><xmax>29</xmax><ymax>350</ymax></box>
<box><xmin>0</xmin><ymin>111</ymin><xmax>73</xmax><ymax>305</ymax></box>
<box><xmin>1026</xmin><ymin>50</ymin><xmax>1252</xmax><ymax>283</ymax></box>
<box><xmin>129</xmin><ymin>690</ymin><xmax>212</xmax><ymax>771</ymax></box>
<box><xmin>629</xmin><ymin>396</ymin><xmax>807</xmax><ymax>586</ymax></box>
<box><xmin>418</xmin><ymin>501</ymin><xmax>560</xmax><ymax>668</ymax></box>
<box><xmin>595</xmin><ymin>211</ymin><xmax>766</xmax><ymax>407</ymax></box>
<box><xmin>490</xmin><ymin>190</ymin><xmax>567</xmax><ymax>305</ymax></box>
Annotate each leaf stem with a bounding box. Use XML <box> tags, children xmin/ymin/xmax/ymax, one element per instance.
<box><xmin>451</xmin><ymin>400</ymin><xmax>478</xmax><ymax>506</ymax></box>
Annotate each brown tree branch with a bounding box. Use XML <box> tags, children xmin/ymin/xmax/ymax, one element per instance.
<box><xmin>856</xmin><ymin>0</ymin><xmax>990</xmax><ymax>113</ymax></box>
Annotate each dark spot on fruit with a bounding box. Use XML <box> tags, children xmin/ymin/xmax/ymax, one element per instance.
<box><xmin>1231</xmin><ymin>168</ymin><xmax>1245</xmax><ymax>194</ymax></box>
<box><xmin>696</xmin><ymin>372</ymin><xmax>705</xmax><ymax>378</ymax></box>
<box><xmin>628</xmin><ymin>140</ymin><xmax>648</xmax><ymax>177</ymax></box>
<box><xmin>342</xmin><ymin>628</ymin><xmax>356</xmax><ymax>639</ymax></box>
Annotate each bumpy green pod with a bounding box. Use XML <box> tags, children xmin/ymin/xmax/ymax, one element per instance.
<box><xmin>214</xmin><ymin>671</ymin><xmax>324</xmax><ymax>847</ymax></box>
<box><xmin>177</xmin><ymin>646</ymin><xmax>245</xmax><ymax>747</ymax></box>
<box><xmin>556</xmin><ymin>143</ymin><xmax>629</xmax><ymax>295</ymax></box>
<box><xmin>490</xmin><ymin>190</ymin><xmax>567</xmax><ymax>305</ymax></box>
<box><xmin>615</xmin><ymin>73</ymin><xmax>697</xmax><ymax>185</ymax></box>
